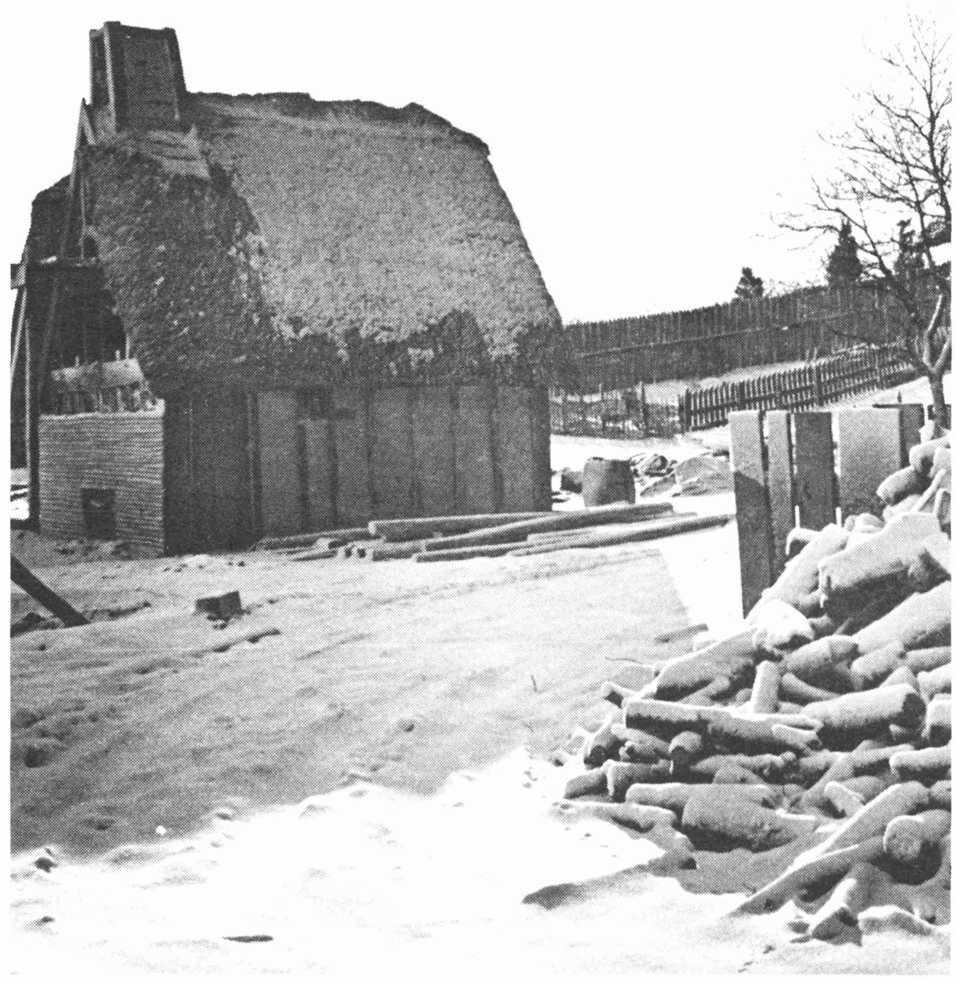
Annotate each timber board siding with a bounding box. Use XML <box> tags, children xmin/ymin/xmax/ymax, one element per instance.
<box><xmin>38</xmin><ymin>410</ymin><xmax>165</xmax><ymax>552</ymax></box>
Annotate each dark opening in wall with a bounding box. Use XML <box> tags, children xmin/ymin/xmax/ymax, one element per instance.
<box><xmin>81</xmin><ymin>488</ymin><xmax>116</xmax><ymax>538</ymax></box>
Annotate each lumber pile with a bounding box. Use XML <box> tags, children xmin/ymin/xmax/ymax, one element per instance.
<box><xmin>261</xmin><ymin>504</ymin><xmax>734</xmax><ymax>563</ymax></box>
<box><xmin>561</xmin><ymin>432</ymin><xmax>951</xmax><ymax>938</ymax></box>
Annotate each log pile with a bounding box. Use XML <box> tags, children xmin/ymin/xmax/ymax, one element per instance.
<box><xmin>560</xmin><ymin>433</ymin><xmax>951</xmax><ymax>938</ymax></box>
<box><xmin>254</xmin><ymin>503</ymin><xmax>734</xmax><ymax>563</ymax></box>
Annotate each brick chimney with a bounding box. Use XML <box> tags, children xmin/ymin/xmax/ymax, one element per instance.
<box><xmin>88</xmin><ymin>22</ymin><xmax>186</xmax><ymax>133</ymax></box>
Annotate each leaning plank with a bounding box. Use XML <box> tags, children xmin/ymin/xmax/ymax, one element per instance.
<box><xmin>507</xmin><ymin>514</ymin><xmax>732</xmax><ymax>557</ymax></box>
<box><xmin>369</xmin><ymin>512</ymin><xmax>549</xmax><ymax>542</ymax></box>
<box><xmin>11</xmin><ymin>557</ymin><xmax>88</xmax><ymax>627</ymax></box>
<box><xmin>729</xmin><ymin>411</ymin><xmax>773</xmax><ymax>615</ymax></box>
<box><xmin>419</xmin><ymin>502</ymin><xmax>675</xmax><ymax>552</ymax></box>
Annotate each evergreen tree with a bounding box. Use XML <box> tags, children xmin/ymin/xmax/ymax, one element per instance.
<box><xmin>825</xmin><ymin>220</ymin><xmax>863</xmax><ymax>286</ymax></box>
<box><xmin>734</xmin><ymin>267</ymin><xmax>765</xmax><ymax>300</ymax></box>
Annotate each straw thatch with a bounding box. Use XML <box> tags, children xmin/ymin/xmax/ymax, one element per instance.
<box><xmin>30</xmin><ymin>92</ymin><xmax>562</xmax><ymax>393</ymax></box>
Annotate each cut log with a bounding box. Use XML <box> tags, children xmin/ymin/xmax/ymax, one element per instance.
<box><xmin>931</xmin><ymin>445</ymin><xmax>951</xmax><ymax>479</ymax></box>
<box><xmin>753</xmin><ymin>523</ymin><xmax>849</xmax><ymax>617</ymax></box>
<box><xmin>419</xmin><ymin>502</ymin><xmax>675</xmax><ymax>552</ymax></box>
<box><xmin>679</xmin><ymin>676</ymin><xmax>735</xmax><ymax>705</ymax></box>
<box><xmin>288</xmin><ymin>548</ymin><xmax>338</xmax><ymax>562</ymax></box>
<box><xmin>889</xmin><ymin>746</ymin><xmax>951</xmax><ymax>781</ymax></box>
<box><xmin>780</xmin><ymin>673</ymin><xmax>842</xmax><ymax>706</ymax></box>
<box><xmin>808</xmin><ymin>862</ymin><xmax>882</xmax><ymax>940</ymax></box>
<box><xmin>934</xmin><ymin>487</ymin><xmax>951</xmax><ymax>533</ymax></box>
<box><xmin>917</xmin><ymin>664</ymin><xmax>951</xmax><ymax>701</ymax></box>
<box><xmin>681</xmin><ymin>788</ymin><xmax>818</xmax><ymax>850</ymax></box>
<box><xmin>732</xmin><ymin>835</ymin><xmax>885</xmax><ymax>915</ymax></box>
<box><xmin>583</xmin><ymin>713</ymin><xmax>622</xmax><ymax>768</ymax></box>
<box><xmin>909</xmin><ymin>437</ymin><xmax>951</xmax><ymax>477</ymax></box>
<box><xmin>817</xmin><ymin>513</ymin><xmax>940</xmax><ymax>617</ymax></box>
<box><xmin>747</xmin><ymin>661</ymin><xmax>780</xmax><ymax>714</ymax></box>
<box><xmin>928</xmin><ymin>780</ymin><xmax>951</xmax><ymax>809</ymax></box>
<box><xmin>600</xmin><ymin>681</ymin><xmax>641</xmax><ymax>708</ymax></box>
<box><xmin>917</xmin><ymin>533</ymin><xmax>950</xmax><ymax>579</ymax></box>
<box><xmin>802</xmin><ymin>684</ymin><xmax>926</xmax><ymax>736</ymax></box>
<box><xmin>651</xmin><ymin>629</ymin><xmax>757</xmax><ymax>698</ymax></box>
<box><xmin>688</xmin><ymin>752</ymin><xmax>795</xmax><ymax>782</ymax></box>
<box><xmin>606</xmin><ymin>761</ymin><xmax>670</xmax><ymax>800</ymax></box>
<box><xmin>413</xmin><ymin>543</ymin><xmax>517</xmax><ymax>562</ymax></box>
<box><xmin>507</xmin><ymin>514</ymin><xmax>733</xmax><ymax>557</ymax></box>
<box><xmin>852</xmin><ymin>581</ymin><xmax>950</xmax><ymax>654</ymax></box>
<box><xmin>370</xmin><ymin>512</ymin><xmax>549</xmax><ymax>542</ymax></box>
<box><xmin>668</xmin><ymin>731</ymin><xmax>704</xmax><ymax>768</ymax></box>
<box><xmin>711</xmin><ymin>763</ymin><xmax>766</xmax><ymax>785</ymax></box>
<box><xmin>748</xmin><ymin>599</ymin><xmax>816</xmax><ymax>652</ymax></box>
<box><xmin>817</xmin><ymin>781</ymin><xmax>930</xmax><ymax>854</ymax></box>
<box><xmin>877</xmin><ymin>466</ymin><xmax>927</xmax><ymax>505</ymax></box>
<box><xmin>880</xmin><ymin>665</ymin><xmax>920</xmax><ymax>691</ymax></box>
<box><xmin>564</xmin><ymin>766</ymin><xmax>611</xmax><ymax>799</ymax></box>
<box><xmin>706</xmin><ymin>715</ymin><xmax>821</xmax><ymax>755</ymax></box>
<box><xmin>610</xmin><ymin>725</ymin><xmax>670</xmax><ymax>762</ymax></box>
<box><xmin>365</xmin><ymin>541</ymin><xmax>427</xmax><ymax>561</ymax></box>
<box><xmin>783</xmin><ymin>636</ymin><xmax>857</xmax><ymax>685</ymax></box>
<box><xmin>823</xmin><ymin>776</ymin><xmax>888</xmax><ymax>817</ymax></box>
<box><xmin>882</xmin><ymin>809</ymin><xmax>951</xmax><ymax>864</ymax></box>
<box><xmin>905</xmin><ymin>647</ymin><xmax>951</xmax><ymax>673</ymax></box>
<box><xmin>924</xmin><ymin>695</ymin><xmax>951</xmax><ymax>746</ymax></box>
<box><xmin>851</xmin><ymin>641</ymin><xmax>907</xmax><ymax>687</ymax></box>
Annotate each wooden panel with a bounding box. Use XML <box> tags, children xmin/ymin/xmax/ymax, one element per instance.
<box><xmin>370</xmin><ymin>388</ymin><xmax>416</xmax><ymax>519</ymax></box>
<box><xmin>837</xmin><ymin>408</ymin><xmax>912</xmax><ymax>518</ymax></box>
<box><xmin>496</xmin><ymin>386</ymin><xmax>537</xmax><ymax>511</ymax></box>
<box><xmin>411</xmin><ymin>386</ymin><xmax>456</xmax><ymax>516</ymax></box>
<box><xmin>792</xmin><ymin>411</ymin><xmax>836</xmax><ymax>530</ymax></box>
<box><xmin>528</xmin><ymin>385</ymin><xmax>553</xmax><ymax>511</ymax></box>
<box><xmin>301</xmin><ymin>417</ymin><xmax>335</xmax><ymax>531</ymax></box>
<box><xmin>332</xmin><ymin>385</ymin><xmax>373</xmax><ymax>526</ymax></box>
<box><xmin>729</xmin><ymin>410</ymin><xmax>773</xmax><ymax>616</ymax></box>
<box><xmin>765</xmin><ymin>411</ymin><xmax>794</xmax><ymax>577</ymax></box>
<box><xmin>453</xmin><ymin>385</ymin><xmax>497</xmax><ymax>514</ymax></box>
<box><xmin>257</xmin><ymin>390</ymin><xmax>302</xmax><ymax>538</ymax></box>
<box><xmin>189</xmin><ymin>389</ymin><xmax>254</xmax><ymax>552</ymax></box>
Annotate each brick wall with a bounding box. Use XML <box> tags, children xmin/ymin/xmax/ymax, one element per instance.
<box><xmin>38</xmin><ymin>409</ymin><xmax>165</xmax><ymax>552</ymax></box>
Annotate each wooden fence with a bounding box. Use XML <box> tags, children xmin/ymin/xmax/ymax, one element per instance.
<box><xmin>729</xmin><ymin>405</ymin><xmax>924</xmax><ymax>614</ymax></box>
<box><xmin>550</xmin><ymin>345</ymin><xmax>917</xmax><ymax>439</ymax></box>
<box><xmin>563</xmin><ymin>277</ymin><xmax>948</xmax><ymax>391</ymax></box>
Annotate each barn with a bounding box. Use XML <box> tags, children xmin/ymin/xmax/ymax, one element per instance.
<box><xmin>10</xmin><ymin>22</ymin><xmax>561</xmax><ymax>553</ymax></box>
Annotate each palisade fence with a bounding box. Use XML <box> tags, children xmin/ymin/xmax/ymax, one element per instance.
<box><xmin>549</xmin><ymin>345</ymin><xmax>918</xmax><ymax>439</ymax></box>
<box><xmin>562</xmin><ymin>277</ymin><xmax>948</xmax><ymax>392</ymax></box>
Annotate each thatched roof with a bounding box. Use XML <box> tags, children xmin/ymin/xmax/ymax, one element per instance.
<box><xmin>30</xmin><ymin>92</ymin><xmax>562</xmax><ymax>392</ymax></box>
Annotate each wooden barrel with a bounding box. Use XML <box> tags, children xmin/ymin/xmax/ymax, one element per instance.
<box><xmin>582</xmin><ymin>458</ymin><xmax>635</xmax><ymax>507</ymax></box>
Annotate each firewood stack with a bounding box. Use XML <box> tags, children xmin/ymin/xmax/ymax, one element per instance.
<box><xmin>561</xmin><ymin>433</ymin><xmax>951</xmax><ymax>937</ymax></box>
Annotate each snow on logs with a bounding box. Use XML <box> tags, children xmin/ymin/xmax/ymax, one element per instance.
<box><xmin>561</xmin><ymin>432</ymin><xmax>951</xmax><ymax>937</ymax></box>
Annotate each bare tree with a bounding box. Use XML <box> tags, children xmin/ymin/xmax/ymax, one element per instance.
<box><xmin>784</xmin><ymin>19</ymin><xmax>951</xmax><ymax>429</ymax></box>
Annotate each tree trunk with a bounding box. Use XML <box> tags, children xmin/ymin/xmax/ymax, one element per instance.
<box><xmin>927</xmin><ymin>370</ymin><xmax>949</xmax><ymax>436</ymax></box>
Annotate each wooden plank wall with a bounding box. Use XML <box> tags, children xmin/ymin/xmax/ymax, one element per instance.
<box><xmin>163</xmin><ymin>390</ymin><xmax>255</xmax><ymax>553</ymax></box>
<box><xmin>730</xmin><ymin>406</ymin><xmax>923</xmax><ymax>614</ymax></box>
<box><xmin>38</xmin><ymin>409</ymin><xmax>166</xmax><ymax>551</ymax></box>
<box><xmin>252</xmin><ymin>383</ymin><xmax>550</xmax><ymax>538</ymax></box>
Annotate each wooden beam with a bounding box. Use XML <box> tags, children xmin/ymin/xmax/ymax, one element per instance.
<box><xmin>11</xmin><ymin>556</ymin><xmax>88</xmax><ymax>627</ymax></box>
<box><xmin>729</xmin><ymin>410</ymin><xmax>773</xmax><ymax>616</ymax></box>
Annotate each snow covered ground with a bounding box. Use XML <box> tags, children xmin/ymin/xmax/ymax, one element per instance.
<box><xmin>8</xmin><ymin>374</ymin><xmax>950</xmax><ymax>976</ymax></box>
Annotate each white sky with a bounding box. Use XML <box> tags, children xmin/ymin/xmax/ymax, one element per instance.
<box><xmin>1</xmin><ymin>0</ymin><xmax>951</xmax><ymax>325</ymax></box>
